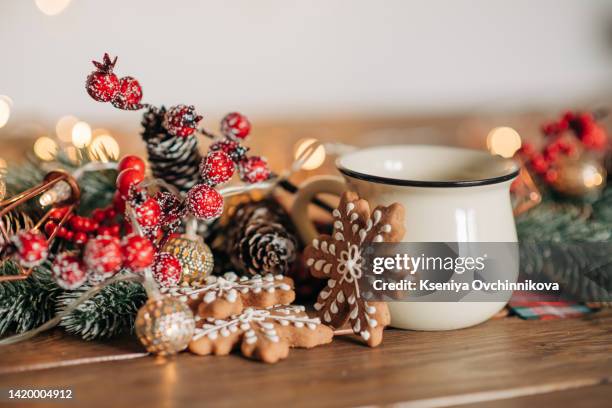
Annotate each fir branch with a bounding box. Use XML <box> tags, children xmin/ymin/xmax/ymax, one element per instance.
<box><xmin>0</xmin><ymin>262</ymin><xmax>62</xmax><ymax>336</ymax></box>
<box><xmin>57</xmin><ymin>278</ymin><xmax>147</xmax><ymax>340</ymax></box>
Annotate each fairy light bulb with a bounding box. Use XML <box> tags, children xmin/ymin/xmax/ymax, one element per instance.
<box><xmin>294</xmin><ymin>138</ymin><xmax>326</xmax><ymax>170</ymax></box>
<box><xmin>487</xmin><ymin>127</ymin><xmax>522</xmax><ymax>158</ymax></box>
<box><xmin>56</xmin><ymin>115</ymin><xmax>79</xmax><ymax>142</ymax></box>
<box><xmin>90</xmin><ymin>131</ymin><xmax>120</xmax><ymax>162</ymax></box>
<box><xmin>71</xmin><ymin>121</ymin><xmax>92</xmax><ymax>148</ymax></box>
<box><xmin>39</xmin><ymin>180</ymin><xmax>72</xmax><ymax>207</ymax></box>
<box><xmin>0</xmin><ymin>96</ymin><xmax>12</xmax><ymax>128</ymax></box>
<box><xmin>33</xmin><ymin>137</ymin><xmax>58</xmax><ymax>161</ymax></box>
<box><xmin>35</xmin><ymin>0</ymin><xmax>71</xmax><ymax>16</ymax></box>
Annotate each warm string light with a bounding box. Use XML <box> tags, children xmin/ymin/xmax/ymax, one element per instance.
<box><xmin>34</xmin><ymin>0</ymin><xmax>71</xmax><ymax>16</ymax></box>
<box><xmin>0</xmin><ymin>96</ymin><xmax>12</xmax><ymax>128</ymax></box>
<box><xmin>33</xmin><ymin>136</ymin><xmax>58</xmax><ymax>161</ymax></box>
<box><xmin>487</xmin><ymin>127</ymin><xmax>522</xmax><ymax>158</ymax></box>
<box><xmin>294</xmin><ymin>138</ymin><xmax>326</xmax><ymax>170</ymax></box>
<box><xmin>56</xmin><ymin>115</ymin><xmax>79</xmax><ymax>143</ymax></box>
<box><xmin>90</xmin><ymin>130</ymin><xmax>120</xmax><ymax>162</ymax></box>
<box><xmin>71</xmin><ymin>121</ymin><xmax>92</xmax><ymax>148</ymax></box>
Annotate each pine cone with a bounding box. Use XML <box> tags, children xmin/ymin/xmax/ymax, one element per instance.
<box><xmin>227</xmin><ymin>199</ymin><xmax>297</xmax><ymax>276</ymax></box>
<box><xmin>141</xmin><ymin>106</ymin><xmax>202</xmax><ymax>193</ymax></box>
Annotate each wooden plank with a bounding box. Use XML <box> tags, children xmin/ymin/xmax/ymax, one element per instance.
<box><xmin>0</xmin><ymin>312</ymin><xmax>610</xmax><ymax>407</ymax></box>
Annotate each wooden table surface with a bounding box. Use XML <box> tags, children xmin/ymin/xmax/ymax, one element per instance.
<box><xmin>0</xmin><ymin>310</ymin><xmax>610</xmax><ymax>408</ymax></box>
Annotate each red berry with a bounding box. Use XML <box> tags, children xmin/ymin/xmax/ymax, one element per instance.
<box><xmin>163</xmin><ymin>104</ymin><xmax>202</xmax><ymax>137</ymax></box>
<box><xmin>530</xmin><ymin>154</ymin><xmax>549</xmax><ymax>174</ymax></box>
<box><xmin>518</xmin><ymin>142</ymin><xmax>536</xmax><ymax>158</ymax></box>
<box><xmin>121</xmin><ymin>234</ymin><xmax>155</xmax><ymax>271</ymax></box>
<box><xmin>134</xmin><ymin>197</ymin><xmax>161</xmax><ymax>227</ymax></box>
<box><xmin>106</xmin><ymin>207</ymin><xmax>118</xmax><ymax>219</ymax></box>
<box><xmin>116</xmin><ymin>168</ymin><xmax>144</xmax><ymax>198</ymax></box>
<box><xmin>152</xmin><ymin>252</ymin><xmax>182</xmax><ymax>287</ymax></box>
<box><xmin>186</xmin><ymin>184</ymin><xmax>224</xmax><ymax>220</ymax></box>
<box><xmin>70</xmin><ymin>215</ymin><xmax>87</xmax><ymax>232</ymax></box>
<box><xmin>545</xmin><ymin>169</ymin><xmax>559</xmax><ymax>184</ymax></box>
<box><xmin>11</xmin><ymin>230</ymin><xmax>49</xmax><ymax>268</ymax></box>
<box><xmin>64</xmin><ymin>230</ymin><xmax>74</xmax><ymax>241</ymax></box>
<box><xmin>110</xmin><ymin>224</ymin><xmax>121</xmax><ymax>236</ymax></box>
<box><xmin>57</xmin><ymin>226</ymin><xmax>68</xmax><ymax>239</ymax></box>
<box><xmin>86</xmin><ymin>53</ymin><xmax>119</xmax><ymax>102</ymax></box>
<box><xmin>84</xmin><ymin>235</ymin><xmax>123</xmax><ymax>280</ymax></box>
<box><xmin>74</xmin><ymin>231</ymin><xmax>89</xmax><ymax>245</ymax></box>
<box><xmin>52</xmin><ymin>253</ymin><xmax>88</xmax><ymax>290</ymax></box>
<box><xmin>111</xmin><ymin>76</ymin><xmax>143</xmax><ymax>110</ymax></box>
<box><xmin>210</xmin><ymin>139</ymin><xmax>249</xmax><ymax>162</ymax></box>
<box><xmin>49</xmin><ymin>207</ymin><xmax>70</xmax><ymax>221</ymax></box>
<box><xmin>581</xmin><ymin>124</ymin><xmax>608</xmax><ymax>150</ymax></box>
<box><xmin>200</xmin><ymin>150</ymin><xmax>235</xmax><ymax>185</ymax></box>
<box><xmin>92</xmin><ymin>208</ymin><xmax>107</xmax><ymax>223</ymax></box>
<box><xmin>221</xmin><ymin>112</ymin><xmax>251</xmax><ymax>139</ymax></box>
<box><xmin>118</xmin><ymin>155</ymin><xmax>146</xmax><ymax>177</ymax></box>
<box><xmin>238</xmin><ymin>156</ymin><xmax>271</xmax><ymax>183</ymax></box>
<box><xmin>44</xmin><ymin>221</ymin><xmax>58</xmax><ymax>237</ymax></box>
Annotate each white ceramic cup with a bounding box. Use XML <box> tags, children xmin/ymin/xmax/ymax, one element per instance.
<box><xmin>291</xmin><ymin>144</ymin><xmax>520</xmax><ymax>331</ymax></box>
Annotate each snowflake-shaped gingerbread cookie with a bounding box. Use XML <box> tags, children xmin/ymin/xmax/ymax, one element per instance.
<box><xmin>189</xmin><ymin>305</ymin><xmax>333</xmax><ymax>363</ymax></box>
<box><xmin>161</xmin><ymin>272</ymin><xmax>295</xmax><ymax>319</ymax></box>
<box><xmin>304</xmin><ymin>191</ymin><xmax>405</xmax><ymax>347</ymax></box>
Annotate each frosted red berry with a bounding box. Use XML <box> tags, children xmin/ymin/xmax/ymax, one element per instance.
<box><xmin>118</xmin><ymin>155</ymin><xmax>146</xmax><ymax>177</ymax></box>
<box><xmin>155</xmin><ymin>192</ymin><xmax>185</xmax><ymax>231</ymax></box>
<box><xmin>11</xmin><ymin>230</ymin><xmax>49</xmax><ymax>268</ymax></box>
<box><xmin>221</xmin><ymin>112</ymin><xmax>251</xmax><ymax>139</ymax></box>
<box><xmin>116</xmin><ymin>168</ymin><xmax>144</xmax><ymax>198</ymax></box>
<box><xmin>84</xmin><ymin>235</ymin><xmax>123</xmax><ymax>279</ymax></box>
<box><xmin>163</xmin><ymin>105</ymin><xmax>202</xmax><ymax>137</ymax></box>
<box><xmin>186</xmin><ymin>184</ymin><xmax>224</xmax><ymax>220</ymax></box>
<box><xmin>134</xmin><ymin>197</ymin><xmax>161</xmax><ymax>227</ymax></box>
<box><xmin>151</xmin><ymin>252</ymin><xmax>182</xmax><ymax>287</ymax></box>
<box><xmin>112</xmin><ymin>76</ymin><xmax>143</xmax><ymax>110</ymax></box>
<box><xmin>86</xmin><ymin>53</ymin><xmax>119</xmax><ymax>102</ymax></box>
<box><xmin>121</xmin><ymin>234</ymin><xmax>155</xmax><ymax>271</ymax></box>
<box><xmin>210</xmin><ymin>139</ymin><xmax>249</xmax><ymax>162</ymax></box>
<box><xmin>200</xmin><ymin>150</ymin><xmax>235</xmax><ymax>185</ymax></box>
<box><xmin>238</xmin><ymin>156</ymin><xmax>271</xmax><ymax>183</ymax></box>
<box><xmin>52</xmin><ymin>252</ymin><xmax>88</xmax><ymax>290</ymax></box>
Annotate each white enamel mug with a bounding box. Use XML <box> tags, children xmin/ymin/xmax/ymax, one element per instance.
<box><xmin>291</xmin><ymin>145</ymin><xmax>520</xmax><ymax>331</ymax></box>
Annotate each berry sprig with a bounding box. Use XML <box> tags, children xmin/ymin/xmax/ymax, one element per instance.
<box><xmin>84</xmin><ymin>53</ymin><xmax>274</xmax><ymax>224</ymax></box>
<box><xmin>519</xmin><ymin>110</ymin><xmax>609</xmax><ymax>185</ymax></box>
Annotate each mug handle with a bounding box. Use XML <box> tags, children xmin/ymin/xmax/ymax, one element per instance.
<box><xmin>290</xmin><ymin>175</ymin><xmax>347</xmax><ymax>243</ymax></box>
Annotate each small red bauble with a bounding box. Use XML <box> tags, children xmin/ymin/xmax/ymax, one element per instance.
<box><xmin>163</xmin><ymin>105</ymin><xmax>202</xmax><ymax>137</ymax></box>
<box><xmin>116</xmin><ymin>168</ymin><xmax>145</xmax><ymax>198</ymax></box>
<box><xmin>118</xmin><ymin>155</ymin><xmax>146</xmax><ymax>177</ymax></box>
<box><xmin>238</xmin><ymin>156</ymin><xmax>271</xmax><ymax>183</ymax></box>
<box><xmin>151</xmin><ymin>252</ymin><xmax>182</xmax><ymax>287</ymax></box>
<box><xmin>86</xmin><ymin>53</ymin><xmax>120</xmax><ymax>103</ymax></box>
<box><xmin>186</xmin><ymin>184</ymin><xmax>224</xmax><ymax>220</ymax></box>
<box><xmin>200</xmin><ymin>150</ymin><xmax>235</xmax><ymax>185</ymax></box>
<box><xmin>11</xmin><ymin>230</ymin><xmax>49</xmax><ymax>268</ymax></box>
<box><xmin>221</xmin><ymin>112</ymin><xmax>251</xmax><ymax>139</ymax></box>
<box><xmin>112</xmin><ymin>76</ymin><xmax>143</xmax><ymax>110</ymax></box>
<box><xmin>84</xmin><ymin>235</ymin><xmax>123</xmax><ymax>279</ymax></box>
<box><xmin>134</xmin><ymin>197</ymin><xmax>162</xmax><ymax>227</ymax></box>
<box><xmin>52</xmin><ymin>252</ymin><xmax>88</xmax><ymax>290</ymax></box>
<box><xmin>121</xmin><ymin>234</ymin><xmax>155</xmax><ymax>271</ymax></box>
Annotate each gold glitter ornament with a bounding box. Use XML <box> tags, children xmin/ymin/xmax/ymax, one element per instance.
<box><xmin>135</xmin><ymin>296</ymin><xmax>195</xmax><ymax>356</ymax></box>
<box><xmin>549</xmin><ymin>158</ymin><xmax>607</xmax><ymax>200</ymax></box>
<box><xmin>161</xmin><ymin>234</ymin><xmax>214</xmax><ymax>285</ymax></box>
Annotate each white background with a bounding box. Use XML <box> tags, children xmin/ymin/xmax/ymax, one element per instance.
<box><xmin>1</xmin><ymin>0</ymin><xmax>612</xmax><ymax>127</ymax></box>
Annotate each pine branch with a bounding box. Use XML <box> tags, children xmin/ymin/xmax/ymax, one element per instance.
<box><xmin>0</xmin><ymin>262</ymin><xmax>62</xmax><ymax>336</ymax></box>
<box><xmin>57</xmin><ymin>278</ymin><xmax>147</xmax><ymax>340</ymax></box>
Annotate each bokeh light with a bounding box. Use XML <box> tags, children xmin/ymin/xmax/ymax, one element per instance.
<box><xmin>294</xmin><ymin>138</ymin><xmax>326</xmax><ymax>170</ymax></box>
<box><xmin>90</xmin><ymin>130</ymin><xmax>120</xmax><ymax>162</ymax></box>
<box><xmin>0</xmin><ymin>158</ymin><xmax>7</xmax><ymax>170</ymax></box>
<box><xmin>487</xmin><ymin>127</ymin><xmax>522</xmax><ymax>158</ymax></box>
<box><xmin>0</xmin><ymin>96</ymin><xmax>12</xmax><ymax>128</ymax></box>
<box><xmin>35</xmin><ymin>0</ymin><xmax>71</xmax><ymax>16</ymax></box>
<box><xmin>56</xmin><ymin>115</ymin><xmax>79</xmax><ymax>142</ymax></box>
<box><xmin>71</xmin><ymin>121</ymin><xmax>92</xmax><ymax>148</ymax></box>
<box><xmin>33</xmin><ymin>136</ymin><xmax>58</xmax><ymax>161</ymax></box>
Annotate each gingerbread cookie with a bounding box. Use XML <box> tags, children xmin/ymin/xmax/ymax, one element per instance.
<box><xmin>160</xmin><ymin>272</ymin><xmax>295</xmax><ymax>319</ymax></box>
<box><xmin>189</xmin><ymin>305</ymin><xmax>333</xmax><ymax>363</ymax></box>
<box><xmin>304</xmin><ymin>191</ymin><xmax>405</xmax><ymax>347</ymax></box>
